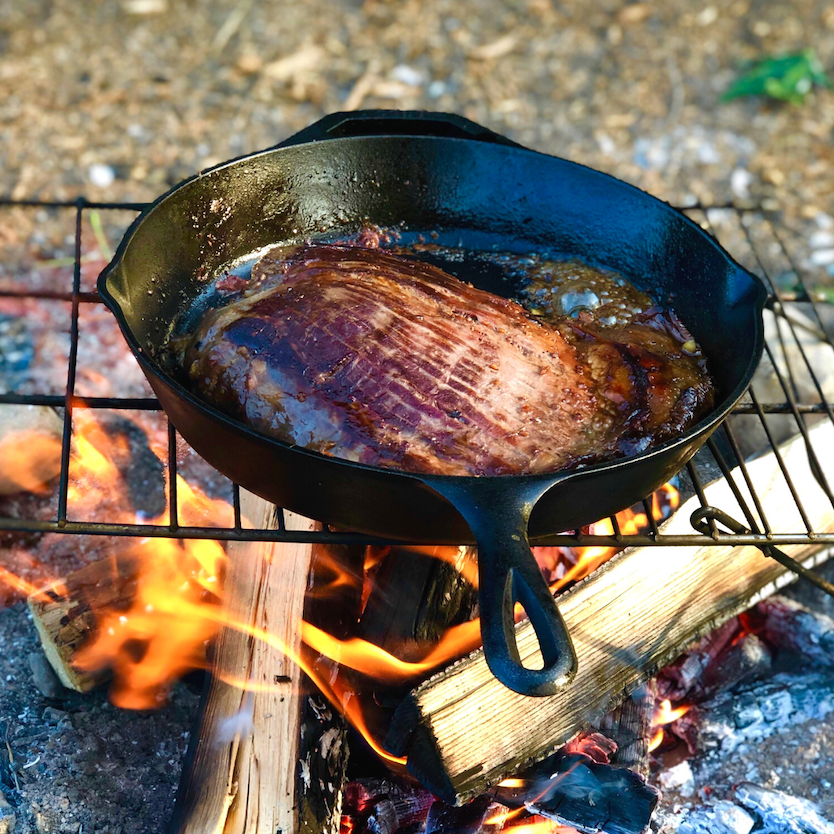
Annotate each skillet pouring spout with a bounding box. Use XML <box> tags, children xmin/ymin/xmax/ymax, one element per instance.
<box><xmin>423</xmin><ymin>475</ymin><xmax>577</xmax><ymax>696</ymax></box>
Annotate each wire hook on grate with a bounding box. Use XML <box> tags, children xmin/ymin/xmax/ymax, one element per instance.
<box><xmin>690</xmin><ymin>505</ymin><xmax>834</xmax><ymax>598</ymax></box>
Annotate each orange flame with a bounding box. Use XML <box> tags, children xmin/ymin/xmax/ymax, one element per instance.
<box><xmin>1</xmin><ymin>409</ymin><xmax>680</xmax><ymax>769</ymax></box>
<box><xmin>485</xmin><ymin>808</ymin><xmax>576</xmax><ymax>833</ymax></box>
<box><xmin>508</xmin><ymin>818</ymin><xmax>577</xmax><ymax>833</ymax></box>
<box><xmin>0</xmin><ymin>428</ymin><xmax>62</xmax><ymax>495</ymax></box>
<box><xmin>647</xmin><ymin>698</ymin><xmax>690</xmax><ymax>752</ymax></box>
<box><xmin>59</xmin><ymin>410</ymin><xmax>231</xmax><ymax>709</ymax></box>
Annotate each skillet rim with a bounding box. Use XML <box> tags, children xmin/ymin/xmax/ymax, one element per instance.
<box><xmin>97</xmin><ymin>131</ymin><xmax>769</xmax><ymax>489</ymax></box>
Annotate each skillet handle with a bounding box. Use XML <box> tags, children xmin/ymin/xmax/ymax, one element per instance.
<box><xmin>425</xmin><ymin>478</ymin><xmax>577</xmax><ymax>697</ymax></box>
<box><xmin>275</xmin><ymin>110</ymin><xmax>522</xmax><ymax>149</ymax></box>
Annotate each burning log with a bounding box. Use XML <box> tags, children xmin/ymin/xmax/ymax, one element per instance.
<box><xmin>387</xmin><ymin>421</ymin><xmax>834</xmax><ymax>804</ymax></box>
<box><xmin>169</xmin><ymin>493</ymin><xmax>353</xmax><ymax>834</ymax></box>
<box><xmin>27</xmin><ymin>554</ymin><xmax>139</xmax><ymax>692</ymax></box>
<box><xmin>495</xmin><ymin>751</ymin><xmax>659</xmax><ymax>834</ymax></box>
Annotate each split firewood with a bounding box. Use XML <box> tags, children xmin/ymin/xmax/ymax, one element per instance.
<box><xmin>28</xmin><ymin>554</ymin><xmax>139</xmax><ymax>692</ymax></box>
<box><xmin>0</xmin><ymin>404</ymin><xmax>62</xmax><ymax>495</ymax></box>
<box><xmin>387</xmin><ymin>420</ymin><xmax>834</xmax><ymax>803</ymax></box>
<box><xmin>169</xmin><ymin>493</ymin><xmax>355</xmax><ymax>834</ymax></box>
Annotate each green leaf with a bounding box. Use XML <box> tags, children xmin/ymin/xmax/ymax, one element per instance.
<box><xmin>722</xmin><ymin>49</ymin><xmax>831</xmax><ymax>103</ymax></box>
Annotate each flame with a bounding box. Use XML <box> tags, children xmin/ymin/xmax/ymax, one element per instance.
<box><xmin>647</xmin><ymin>697</ymin><xmax>690</xmax><ymax>752</ymax></box>
<box><xmin>58</xmin><ymin>410</ymin><xmax>231</xmax><ymax>709</ymax></box>
<box><xmin>485</xmin><ymin>808</ymin><xmax>575</xmax><ymax>833</ymax></box>
<box><xmin>0</xmin><ymin>565</ymin><xmax>66</xmax><ymax>604</ymax></box>
<box><xmin>507</xmin><ymin>818</ymin><xmax>577</xmax><ymax>833</ymax></box>
<box><xmin>1</xmin><ymin>407</ymin><xmax>681</xmax><ymax>772</ymax></box>
<box><xmin>648</xmin><ymin>728</ymin><xmax>665</xmax><ymax>753</ymax></box>
<box><xmin>0</xmin><ymin>428</ymin><xmax>62</xmax><ymax>495</ymax></box>
<box><xmin>652</xmin><ymin>698</ymin><xmax>690</xmax><ymax>726</ymax></box>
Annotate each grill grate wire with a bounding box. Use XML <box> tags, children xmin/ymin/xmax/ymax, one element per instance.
<box><xmin>0</xmin><ymin>196</ymin><xmax>832</xmax><ymax>550</ymax></box>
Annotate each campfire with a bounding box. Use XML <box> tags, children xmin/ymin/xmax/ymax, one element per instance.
<box><xmin>1</xmin><ymin>201</ymin><xmax>833</xmax><ymax>834</ymax></box>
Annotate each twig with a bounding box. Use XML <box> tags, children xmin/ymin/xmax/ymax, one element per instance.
<box><xmin>4</xmin><ymin>725</ymin><xmax>19</xmax><ymax>791</ymax></box>
<box><xmin>213</xmin><ymin>0</ymin><xmax>254</xmax><ymax>53</ymax></box>
<box><xmin>88</xmin><ymin>210</ymin><xmax>113</xmax><ymax>261</ymax></box>
<box><xmin>344</xmin><ymin>62</ymin><xmax>379</xmax><ymax>112</ymax></box>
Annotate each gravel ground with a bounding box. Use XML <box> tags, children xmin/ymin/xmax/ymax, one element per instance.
<box><xmin>0</xmin><ymin>603</ymin><xmax>199</xmax><ymax>834</ymax></box>
<box><xmin>1</xmin><ymin>0</ymin><xmax>834</xmax><ymax>831</ymax></box>
<box><xmin>0</xmin><ymin>0</ymin><xmax>833</xmax><ymax>227</ymax></box>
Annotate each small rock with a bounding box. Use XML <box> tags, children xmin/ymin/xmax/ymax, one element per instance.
<box><xmin>0</xmin><ymin>790</ymin><xmax>15</xmax><ymax>834</ymax></box>
<box><xmin>427</xmin><ymin>80</ymin><xmax>447</xmax><ymax>98</ymax></box>
<box><xmin>730</xmin><ymin>167</ymin><xmax>753</xmax><ymax>200</ymax></box>
<box><xmin>390</xmin><ymin>65</ymin><xmax>423</xmax><ymax>87</ymax></box>
<box><xmin>809</xmin><ymin>230</ymin><xmax>834</xmax><ymax>249</ymax></box>
<box><xmin>28</xmin><ymin>653</ymin><xmax>65</xmax><ymax>700</ymax></box>
<box><xmin>42</xmin><ymin>706</ymin><xmax>67</xmax><ymax>725</ymax></box>
<box><xmin>810</xmin><ymin>248</ymin><xmax>834</xmax><ymax>267</ymax></box>
<box><xmin>659</xmin><ymin>760</ymin><xmax>695</xmax><ymax>796</ymax></box>
<box><xmin>122</xmin><ymin>0</ymin><xmax>167</xmax><ymax>14</ymax></box>
<box><xmin>697</xmin><ymin>6</ymin><xmax>719</xmax><ymax>26</ymax></box>
<box><xmin>88</xmin><ymin>163</ymin><xmax>116</xmax><ymax>188</ymax></box>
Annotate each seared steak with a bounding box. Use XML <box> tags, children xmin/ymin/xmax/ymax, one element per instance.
<box><xmin>181</xmin><ymin>244</ymin><xmax>713</xmax><ymax>476</ymax></box>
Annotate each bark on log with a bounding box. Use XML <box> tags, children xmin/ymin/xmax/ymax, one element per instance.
<box><xmin>28</xmin><ymin>554</ymin><xmax>138</xmax><ymax>692</ymax></box>
<box><xmin>387</xmin><ymin>421</ymin><xmax>834</xmax><ymax>804</ymax></box>
<box><xmin>169</xmin><ymin>492</ymin><xmax>350</xmax><ymax>834</ymax></box>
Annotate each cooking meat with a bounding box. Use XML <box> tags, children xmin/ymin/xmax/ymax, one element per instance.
<box><xmin>180</xmin><ymin>244</ymin><xmax>714</xmax><ymax>476</ymax></box>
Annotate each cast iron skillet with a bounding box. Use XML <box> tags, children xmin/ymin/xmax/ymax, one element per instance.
<box><xmin>98</xmin><ymin>111</ymin><xmax>767</xmax><ymax>697</ymax></box>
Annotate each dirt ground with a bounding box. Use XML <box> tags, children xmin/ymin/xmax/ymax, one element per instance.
<box><xmin>1</xmin><ymin>0</ymin><xmax>834</xmax><ymax>831</ymax></box>
<box><xmin>1</xmin><ymin>0</ymin><xmax>833</xmax><ymax>227</ymax></box>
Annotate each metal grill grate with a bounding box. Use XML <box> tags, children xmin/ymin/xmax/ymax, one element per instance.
<box><xmin>0</xmin><ymin>196</ymin><xmax>832</xmax><ymax>549</ymax></box>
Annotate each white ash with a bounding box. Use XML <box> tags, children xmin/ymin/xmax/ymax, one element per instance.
<box><xmin>659</xmin><ymin>762</ymin><xmax>695</xmax><ymax>798</ymax></box>
<box><xmin>736</xmin><ymin>782</ymin><xmax>834</xmax><ymax>834</ymax></box>
<box><xmin>697</xmin><ymin>672</ymin><xmax>834</xmax><ymax>755</ymax></box>
<box><xmin>669</xmin><ymin>783</ymin><xmax>834</xmax><ymax>834</ymax></box>
<box><xmin>676</xmin><ymin>800</ymin><xmax>755</xmax><ymax>834</ymax></box>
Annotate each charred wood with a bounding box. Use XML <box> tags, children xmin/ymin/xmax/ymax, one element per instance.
<box><xmin>758</xmin><ymin>596</ymin><xmax>834</xmax><ymax>667</ymax></box>
<box><xmin>341</xmin><ymin>779</ymin><xmax>434</xmax><ymax>834</ymax></box>
<box><xmin>598</xmin><ymin>682</ymin><xmax>656</xmax><ymax>778</ymax></box>
<box><xmin>495</xmin><ymin>751</ymin><xmax>659</xmax><ymax>834</ymax></box>
<box><xmin>674</xmin><ymin>670</ymin><xmax>834</xmax><ymax>756</ymax></box>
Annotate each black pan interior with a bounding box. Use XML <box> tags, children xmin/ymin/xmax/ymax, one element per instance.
<box><xmin>105</xmin><ymin>136</ymin><xmax>763</xmax><ymax>413</ymax></box>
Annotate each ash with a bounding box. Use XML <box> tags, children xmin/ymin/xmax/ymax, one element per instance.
<box><xmin>0</xmin><ymin>603</ymin><xmax>199</xmax><ymax>834</ymax></box>
<box><xmin>652</xmin><ymin>560</ymin><xmax>834</xmax><ymax>834</ymax></box>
